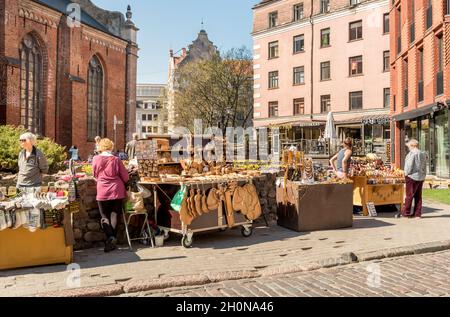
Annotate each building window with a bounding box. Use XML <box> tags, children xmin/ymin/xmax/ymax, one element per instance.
<box><xmin>384</xmin><ymin>88</ymin><xmax>390</xmax><ymax>108</ymax></box>
<box><xmin>293</xmin><ymin>3</ymin><xmax>304</xmax><ymax>21</ymax></box>
<box><xmin>269</xmin><ymin>71</ymin><xmax>279</xmax><ymax>89</ymax></box>
<box><xmin>320</xmin><ymin>61</ymin><xmax>331</xmax><ymax>81</ymax></box>
<box><xmin>383</xmin><ymin>13</ymin><xmax>390</xmax><ymax>33</ymax></box>
<box><xmin>349</xmin><ymin>55</ymin><xmax>363</xmax><ymax>76</ymax></box>
<box><xmin>154</xmin><ymin>114</ymin><xmax>159</xmax><ymax>121</ymax></box>
<box><xmin>269</xmin><ymin>11</ymin><xmax>278</xmax><ymax>28</ymax></box>
<box><xmin>142</xmin><ymin>126</ymin><xmax>146</xmax><ymax>133</ymax></box>
<box><xmin>293</xmin><ymin>66</ymin><xmax>305</xmax><ymax>85</ymax></box>
<box><xmin>321</xmin><ymin>28</ymin><xmax>331</xmax><ymax>47</ymax></box>
<box><xmin>268</xmin><ymin>41</ymin><xmax>279</xmax><ymax>59</ymax></box>
<box><xmin>269</xmin><ymin>101</ymin><xmax>279</xmax><ymax>117</ymax></box>
<box><xmin>349</xmin><ymin>91</ymin><xmax>363</xmax><ymax>110</ymax></box>
<box><xmin>321</xmin><ymin>95</ymin><xmax>331</xmax><ymax>114</ymax></box>
<box><xmin>383</xmin><ymin>51</ymin><xmax>390</xmax><ymax>72</ymax></box>
<box><xmin>293</xmin><ymin>35</ymin><xmax>305</xmax><ymax>53</ymax></box>
<box><xmin>350</xmin><ymin>0</ymin><xmax>360</xmax><ymax>5</ymax></box>
<box><xmin>418</xmin><ymin>48</ymin><xmax>424</xmax><ymax>102</ymax></box>
<box><xmin>349</xmin><ymin>20</ymin><xmax>363</xmax><ymax>41</ymax></box>
<box><xmin>293</xmin><ymin>98</ymin><xmax>305</xmax><ymax>115</ymax></box>
<box><xmin>142</xmin><ymin>114</ymin><xmax>146</xmax><ymax>121</ymax></box>
<box><xmin>320</xmin><ymin>0</ymin><xmax>330</xmax><ymax>13</ymax></box>
<box><xmin>19</xmin><ymin>34</ymin><xmax>44</xmax><ymax>135</ymax></box>
<box><xmin>403</xmin><ymin>58</ymin><xmax>409</xmax><ymax>107</ymax></box>
<box><xmin>437</xmin><ymin>35</ymin><xmax>444</xmax><ymax>96</ymax></box>
<box><xmin>87</xmin><ymin>56</ymin><xmax>104</xmax><ymax>141</ymax></box>
<box><xmin>426</xmin><ymin>0</ymin><xmax>432</xmax><ymax>29</ymax></box>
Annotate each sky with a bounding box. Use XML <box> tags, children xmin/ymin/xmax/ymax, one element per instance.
<box><xmin>92</xmin><ymin>0</ymin><xmax>259</xmax><ymax>85</ymax></box>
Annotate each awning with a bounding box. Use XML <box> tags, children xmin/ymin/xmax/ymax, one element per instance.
<box><xmin>269</xmin><ymin>120</ymin><xmax>325</xmax><ymax>128</ymax></box>
<box><xmin>392</xmin><ymin>103</ymin><xmax>439</xmax><ymax>121</ymax></box>
<box><xmin>336</xmin><ymin>114</ymin><xmax>391</xmax><ymax>125</ymax></box>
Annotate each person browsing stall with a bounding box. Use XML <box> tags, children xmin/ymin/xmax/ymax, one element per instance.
<box><xmin>396</xmin><ymin>139</ymin><xmax>427</xmax><ymax>219</ymax></box>
<box><xmin>330</xmin><ymin>138</ymin><xmax>353</xmax><ymax>179</ymax></box>
<box><xmin>16</xmin><ymin>132</ymin><xmax>49</xmax><ymax>192</ymax></box>
<box><xmin>92</xmin><ymin>138</ymin><xmax>129</xmax><ymax>252</ymax></box>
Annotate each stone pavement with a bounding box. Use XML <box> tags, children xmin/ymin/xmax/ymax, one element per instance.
<box><xmin>1</xmin><ymin>201</ymin><xmax>450</xmax><ymax>297</ymax></box>
<box><xmin>129</xmin><ymin>250</ymin><xmax>450</xmax><ymax>297</ymax></box>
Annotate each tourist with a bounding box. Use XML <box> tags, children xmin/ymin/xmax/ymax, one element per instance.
<box><xmin>396</xmin><ymin>139</ymin><xmax>427</xmax><ymax>219</ymax></box>
<box><xmin>94</xmin><ymin>136</ymin><xmax>101</xmax><ymax>156</ymax></box>
<box><xmin>16</xmin><ymin>132</ymin><xmax>49</xmax><ymax>192</ymax></box>
<box><xmin>92</xmin><ymin>138</ymin><xmax>129</xmax><ymax>252</ymax></box>
<box><xmin>68</xmin><ymin>145</ymin><xmax>80</xmax><ymax>161</ymax></box>
<box><xmin>330</xmin><ymin>138</ymin><xmax>353</xmax><ymax>179</ymax></box>
<box><xmin>125</xmin><ymin>133</ymin><xmax>139</xmax><ymax>160</ymax></box>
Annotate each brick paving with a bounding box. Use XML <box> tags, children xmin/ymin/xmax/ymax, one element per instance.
<box><xmin>128</xmin><ymin>250</ymin><xmax>450</xmax><ymax>297</ymax></box>
<box><xmin>1</xmin><ymin>202</ymin><xmax>450</xmax><ymax>296</ymax></box>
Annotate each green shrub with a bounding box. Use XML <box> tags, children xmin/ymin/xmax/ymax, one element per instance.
<box><xmin>0</xmin><ymin>125</ymin><xmax>67</xmax><ymax>173</ymax></box>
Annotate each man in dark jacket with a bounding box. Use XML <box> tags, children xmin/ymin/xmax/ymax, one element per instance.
<box><xmin>17</xmin><ymin>132</ymin><xmax>49</xmax><ymax>191</ymax></box>
<box><xmin>125</xmin><ymin>133</ymin><xmax>139</xmax><ymax>160</ymax></box>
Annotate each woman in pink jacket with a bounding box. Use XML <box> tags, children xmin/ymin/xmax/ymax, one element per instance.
<box><xmin>92</xmin><ymin>138</ymin><xmax>129</xmax><ymax>252</ymax></box>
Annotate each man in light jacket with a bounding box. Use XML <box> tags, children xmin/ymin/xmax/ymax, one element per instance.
<box><xmin>396</xmin><ymin>139</ymin><xmax>427</xmax><ymax>218</ymax></box>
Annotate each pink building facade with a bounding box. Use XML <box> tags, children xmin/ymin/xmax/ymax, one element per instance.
<box><xmin>252</xmin><ymin>0</ymin><xmax>392</xmax><ymax>157</ymax></box>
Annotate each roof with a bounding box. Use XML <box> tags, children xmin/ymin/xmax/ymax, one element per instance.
<box><xmin>34</xmin><ymin>0</ymin><xmax>112</xmax><ymax>36</ymax></box>
<box><xmin>252</xmin><ymin>0</ymin><xmax>280</xmax><ymax>9</ymax></box>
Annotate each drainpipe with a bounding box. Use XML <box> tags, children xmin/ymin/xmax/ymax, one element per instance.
<box><xmin>309</xmin><ymin>0</ymin><xmax>314</xmax><ymax>121</ymax></box>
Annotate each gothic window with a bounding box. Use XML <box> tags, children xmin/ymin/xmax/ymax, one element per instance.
<box><xmin>87</xmin><ymin>56</ymin><xmax>104</xmax><ymax>141</ymax></box>
<box><xmin>20</xmin><ymin>34</ymin><xmax>44</xmax><ymax>135</ymax></box>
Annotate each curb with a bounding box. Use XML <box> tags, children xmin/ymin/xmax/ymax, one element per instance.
<box><xmin>37</xmin><ymin>240</ymin><xmax>450</xmax><ymax>297</ymax></box>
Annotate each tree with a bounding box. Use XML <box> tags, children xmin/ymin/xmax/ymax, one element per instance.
<box><xmin>173</xmin><ymin>47</ymin><xmax>254</xmax><ymax>134</ymax></box>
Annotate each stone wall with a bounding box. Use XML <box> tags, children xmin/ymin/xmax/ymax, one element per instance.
<box><xmin>0</xmin><ymin>172</ymin><xmax>278</xmax><ymax>250</ymax></box>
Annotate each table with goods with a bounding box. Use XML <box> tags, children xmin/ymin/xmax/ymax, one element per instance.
<box><xmin>276</xmin><ymin>150</ymin><xmax>354</xmax><ymax>232</ymax></box>
<box><xmin>0</xmin><ymin>180</ymin><xmax>79</xmax><ymax>270</ymax></box>
<box><xmin>134</xmin><ymin>138</ymin><xmax>264</xmax><ymax>248</ymax></box>
<box><xmin>349</xmin><ymin>155</ymin><xmax>405</xmax><ymax>216</ymax></box>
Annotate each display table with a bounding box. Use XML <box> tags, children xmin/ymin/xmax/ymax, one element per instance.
<box><xmin>0</xmin><ymin>227</ymin><xmax>73</xmax><ymax>270</ymax></box>
<box><xmin>351</xmin><ymin>176</ymin><xmax>404</xmax><ymax>216</ymax></box>
<box><xmin>276</xmin><ymin>181</ymin><xmax>353</xmax><ymax>232</ymax></box>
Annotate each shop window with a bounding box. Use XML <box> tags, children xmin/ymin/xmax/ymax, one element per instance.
<box><xmin>20</xmin><ymin>34</ymin><xmax>44</xmax><ymax>135</ymax></box>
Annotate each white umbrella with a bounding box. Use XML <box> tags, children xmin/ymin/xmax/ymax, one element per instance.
<box><xmin>324</xmin><ymin>112</ymin><xmax>336</xmax><ymax>139</ymax></box>
<box><xmin>324</xmin><ymin>112</ymin><xmax>337</xmax><ymax>154</ymax></box>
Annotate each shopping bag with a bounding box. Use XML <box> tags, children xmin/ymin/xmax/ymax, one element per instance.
<box><xmin>125</xmin><ymin>191</ymin><xmax>146</xmax><ymax>213</ymax></box>
<box><xmin>136</xmin><ymin>184</ymin><xmax>152</xmax><ymax>199</ymax></box>
<box><xmin>170</xmin><ymin>185</ymin><xmax>187</xmax><ymax>213</ymax></box>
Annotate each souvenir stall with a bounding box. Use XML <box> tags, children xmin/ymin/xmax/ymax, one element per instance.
<box><xmin>276</xmin><ymin>150</ymin><xmax>354</xmax><ymax>232</ymax></box>
<box><xmin>134</xmin><ymin>139</ymin><xmax>263</xmax><ymax>248</ymax></box>
<box><xmin>0</xmin><ymin>182</ymin><xmax>76</xmax><ymax>270</ymax></box>
<box><xmin>350</xmin><ymin>155</ymin><xmax>405</xmax><ymax>216</ymax></box>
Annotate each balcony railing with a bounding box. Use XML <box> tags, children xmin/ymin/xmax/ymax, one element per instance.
<box><xmin>403</xmin><ymin>88</ymin><xmax>409</xmax><ymax>108</ymax></box>
<box><xmin>426</xmin><ymin>6</ymin><xmax>433</xmax><ymax>29</ymax></box>
<box><xmin>418</xmin><ymin>80</ymin><xmax>424</xmax><ymax>102</ymax></box>
<box><xmin>436</xmin><ymin>71</ymin><xmax>444</xmax><ymax>96</ymax></box>
<box><xmin>410</xmin><ymin>22</ymin><xmax>415</xmax><ymax>43</ymax></box>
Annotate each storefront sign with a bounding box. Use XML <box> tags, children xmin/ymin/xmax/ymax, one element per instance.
<box><xmin>367</xmin><ymin>202</ymin><xmax>377</xmax><ymax>217</ymax></box>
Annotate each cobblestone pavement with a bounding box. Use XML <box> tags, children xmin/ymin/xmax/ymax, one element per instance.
<box><xmin>1</xmin><ymin>202</ymin><xmax>450</xmax><ymax>296</ymax></box>
<box><xmin>128</xmin><ymin>250</ymin><xmax>450</xmax><ymax>297</ymax></box>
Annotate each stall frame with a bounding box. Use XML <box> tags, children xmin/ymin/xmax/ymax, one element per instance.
<box><xmin>139</xmin><ymin>177</ymin><xmax>260</xmax><ymax>248</ymax></box>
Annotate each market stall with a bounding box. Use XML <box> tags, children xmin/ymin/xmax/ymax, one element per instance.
<box><xmin>134</xmin><ymin>138</ymin><xmax>264</xmax><ymax>248</ymax></box>
<box><xmin>276</xmin><ymin>151</ymin><xmax>354</xmax><ymax>232</ymax></box>
<box><xmin>350</xmin><ymin>156</ymin><xmax>405</xmax><ymax>216</ymax></box>
<box><xmin>0</xmin><ymin>183</ymin><xmax>75</xmax><ymax>270</ymax></box>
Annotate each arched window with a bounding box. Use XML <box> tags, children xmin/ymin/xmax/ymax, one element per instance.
<box><xmin>20</xmin><ymin>34</ymin><xmax>43</xmax><ymax>135</ymax></box>
<box><xmin>87</xmin><ymin>56</ymin><xmax>104</xmax><ymax>141</ymax></box>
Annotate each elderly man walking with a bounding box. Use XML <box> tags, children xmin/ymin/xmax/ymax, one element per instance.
<box><xmin>396</xmin><ymin>139</ymin><xmax>427</xmax><ymax>219</ymax></box>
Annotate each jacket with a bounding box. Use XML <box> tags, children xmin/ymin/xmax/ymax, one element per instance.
<box><xmin>92</xmin><ymin>153</ymin><xmax>129</xmax><ymax>201</ymax></box>
<box><xmin>404</xmin><ymin>148</ymin><xmax>427</xmax><ymax>181</ymax></box>
<box><xmin>17</xmin><ymin>147</ymin><xmax>49</xmax><ymax>187</ymax></box>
